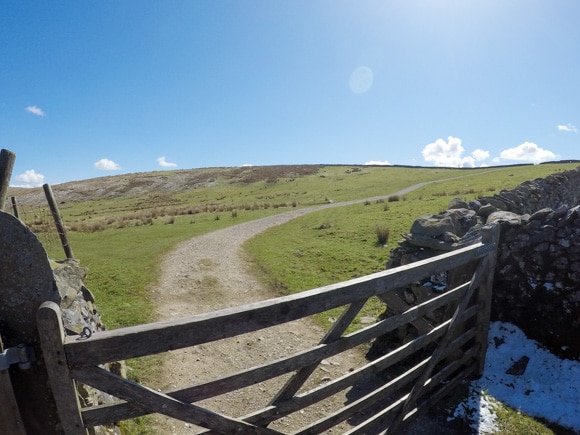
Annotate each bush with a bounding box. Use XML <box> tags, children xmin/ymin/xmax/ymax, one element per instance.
<box><xmin>375</xmin><ymin>225</ymin><xmax>390</xmax><ymax>246</ymax></box>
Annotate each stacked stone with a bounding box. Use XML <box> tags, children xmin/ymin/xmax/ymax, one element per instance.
<box><xmin>53</xmin><ymin>260</ymin><xmax>122</xmax><ymax>434</ymax></box>
<box><xmin>491</xmin><ymin>205</ymin><xmax>580</xmax><ymax>360</ymax></box>
<box><xmin>54</xmin><ymin>260</ymin><xmax>105</xmax><ymax>337</ymax></box>
<box><xmin>386</xmin><ymin>165</ymin><xmax>580</xmax><ymax>360</ymax></box>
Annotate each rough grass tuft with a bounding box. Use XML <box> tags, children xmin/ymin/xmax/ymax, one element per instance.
<box><xmin>375</xmin><ymin>225</ymin><xmax>390</xmax><ymax>245</ymax></box>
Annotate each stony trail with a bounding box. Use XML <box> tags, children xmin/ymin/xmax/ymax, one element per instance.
<box><xmin>148</xmin><ymin>182</ymin><xmax>461</xmax><ymax>434</ymax></box>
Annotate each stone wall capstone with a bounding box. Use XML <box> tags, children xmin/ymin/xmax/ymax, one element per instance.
<box><xmin>385</xmin><ymin>165</ymin><xmax>580</xmax><ymax>360</ymax></box>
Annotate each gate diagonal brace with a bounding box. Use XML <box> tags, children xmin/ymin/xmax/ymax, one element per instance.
<box><xmin>0</xmin><ymin>344</ymin><xmax>36</xmax><ymax>371</ymax></box>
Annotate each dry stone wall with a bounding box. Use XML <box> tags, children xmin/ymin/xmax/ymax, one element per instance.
<box><xmin>386</xmin><ymin>166</ymin><xmax>580</xmax><ymax>360</ymax></box>
<box><xmin>0</xmin><ymin>210</ymin><xmax>120</xmax><ymax>434</ymax></box>
<box><xmin>52</xmin><ymin>260</ymin><xmax>122</xmax><ymax>434</ymax></box>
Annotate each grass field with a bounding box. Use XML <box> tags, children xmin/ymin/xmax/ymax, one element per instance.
<box><xmin>19</xmin><ymin>162</ymin><xmax>578</xmax><ymax>434</ymax></box>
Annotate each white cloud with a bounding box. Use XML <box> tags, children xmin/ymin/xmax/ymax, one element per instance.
<box><xmin>94</xmin><ymin>158</ymin><xmax>121</xmax><ymax>171</ymax></box>
<box><xmin>157</xmin><ymin>156</ymin><xmax>177</xmax><ymax>168</ymax></box>
<box><xmin>472</xmin><ymin>149</ymin><xmax>490</xmax><ymax>161</ymax></box>
<box><xmin>422</xmin><ymin>136</ymin><xmax>481</xmax><ymax>168</ymax></box>
<box><xmin>241</xmin><ymin>163</ymin><xmax>254</xmax><ymax>167</ymax></box>
<box><xmin>25</xmin><ymin>105</ymin><xmax>45</xmax><ymax>117</ymax></box>
<box><xmin>500</xmin><ymin>142</ymin><xmax>557</xmax><ymax>164</ymax></box>
<box><xmin>364</xmin><ymin>160</ymin><xmax>391</xmax><ymax>166</ymax></box>
<box><xmin>14</xmin><ymin>169</ymin><xmax>44</xmax><ymax>187</ymax></box>
<box><xmin>557</xmin><ymin>123</ymin><xmax>577</xmax><ymax>133</ymax></box>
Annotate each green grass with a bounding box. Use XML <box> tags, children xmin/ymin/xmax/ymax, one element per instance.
<box><xmin>245</xmin><ymin>164</ymin><xmax>578</xmax><ymax>304</ymax></box>
<box><xmin>43</xmin><ymin>209</ymin><xmax>284</xmax><ymax>328</ymax></box>
<box><xmin>30</xmin><ymin>163</ymin><xmax>579</xmax><ymax>434</ymax></box>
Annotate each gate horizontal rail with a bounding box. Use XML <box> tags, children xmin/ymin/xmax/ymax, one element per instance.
<box><xmin>37</xmin><ymin>225</ymin><xmax>499</xmax><ymax>434</ymax></box>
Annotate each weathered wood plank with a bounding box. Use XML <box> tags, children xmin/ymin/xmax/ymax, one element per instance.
<box><xmin>64</xmin><ymin>242</ymin><xmax>490</xmax><ymax>367</ymax></box>
<box><xmin>36</xmin><ymin>302</ymin><xmax>86</xmax><ymax>435</ymax></box>
<box><xmin>43</xmin><ymin>183</ymin><xmax>75</xmax><ymax>259</ymax></box>
<box><xmin>73</xmin><ymin>366</ymin><xmax>283</xmax><ymax>434</ymax></box>
<box><xmin>387</xmin><ymin>256</ymin><xmax>485</xmax><ymax>433</ymax></box>
<box><xmin>0</xmin><ymin>337</ymin><xmax>27</xmax><ymax>435</ymax></box>
<box><xmin>82</xmin><ymin>296</ymin><xmax>478</xmax><ymax>427</ymax></box>
<box><xmin>243</xmin><ymin>311</ymin><xmax>478</xmax><ymax>429</ymax></box>
<box><xmin>475</xmin><ymin>224</ymin><xmax>500</xmax><ymax>376</ymax></box>
<box><xmin>297</xmin><ymin>357</ymin><xmax>430</xmax><ymax>435</ymax></box>
<box><xmin>0</xmin><ymin>148</ymin><xmax>16</xmax><ymax>209</ymax></box>
<box><xmin>344</xmin><ymin>347</ymin><xmax>478</xmax><ymax>435</ymax></box>
<box><xmin>80</xmin><ymin>285</ymin><xmax>473</xmax><ymax>427</ymax></box>
<box><xmin>0</xmin><ymin>211</ymin><xmax>64</xmax><ymax>434</ymax></box>
<box><xmin>294</xmin><ymin>328</ymin><xmax>478</xmax><ymax>435</ymax></box>
<box><xmin>380</xmin><ymin>364</ymin><xmax>475</xmax><ymax>435</ymax></box>
<box><xmin>270</xmin><ymin>299</ymin><xmax>367</xmax><ymax>407</ymax></box>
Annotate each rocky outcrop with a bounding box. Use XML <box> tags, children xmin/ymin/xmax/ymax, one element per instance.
<box><xmin>386</xmin><ymin>166</ymin><xmax>580</xmax><ymax>360</ymax></box>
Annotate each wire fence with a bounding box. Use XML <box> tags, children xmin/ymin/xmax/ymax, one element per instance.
<box><xmin>7</xmin><ymin>200</ymin><xmax>64</xmax><ymax>256</ymax></box>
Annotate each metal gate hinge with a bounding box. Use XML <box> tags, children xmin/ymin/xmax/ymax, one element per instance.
<box><xmin>0</xmin><ymin>344</ymin><xmax>36</xmax><ymax>371</ymax></box>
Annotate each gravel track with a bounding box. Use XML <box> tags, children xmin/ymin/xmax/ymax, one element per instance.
<box><xmin>147</xmin><ymin>183</ymin><xmax>458</xmax><ymax>434</ymax></box>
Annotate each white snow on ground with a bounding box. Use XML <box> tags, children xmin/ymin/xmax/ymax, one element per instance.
<box><xmin>450</xmin><ymin>321</ymin><xmax>580</xmax><ymax>433</ymax></box>
<box><xmin>451</xmin><ymin>387</ymin><xmax>500</xmax><ymax>434</ymax></box>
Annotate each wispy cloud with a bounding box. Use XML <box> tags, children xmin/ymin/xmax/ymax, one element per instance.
<box><xmin>14</xmin><ymin>169</ymin><xmax>44</xmax><ymax>188</ymax></box>
<box><xmin>157</xmin><ymin>156</ymin><xmax>177</xmax><ymax>168</ymax></box>
<box><xmin>557</xmin><ymin>123</ymin><xmax>577</xmax><ymax>133</ymax></box>
<box><xmin>422</xmin><ymin>136</ymin><xmax>489</xmax><ymax>168</ymax></box>
<box><xmin>25</xmin><ymin>105</ymin><xmax>46</xmax><ymax>117</ymax></box>
<box><xmin>500</xmin><ymin>142</ymin><xmax>557</xmax><ymax>164</ymax></box>
<box><xmin>94</xmin><ymin>158</ymin><xmax>121</xmax><ymax>171</ymax></box>
<box><xmin>364</xmin><ymin>160</ymin><xmax>391</xmax><ymax>166</ymax></box>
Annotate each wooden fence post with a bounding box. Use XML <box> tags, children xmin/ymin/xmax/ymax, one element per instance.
<box><xmin>11</xmin><ymin>196</ymin><xmax>19</xmax><ymax>218</ymax></box>
<box><xmin>0</xmin><ymin>211</ymin><xmax>63</xmax><ymax>434</ymax></box>
<box><xmin>37</xmin><ymin>302</ymin><xmax>86</xmax><ymax>435</ymax></box>
<box><xmin>43</xmin><ymin>183</ymin><xmax>75</xmax><ymax>259</ymax></box>
<box><xmin>0</xmin><ymin>148</ymin><xmax>16</xmax><ymax>210</ymax></box>
<box><xmin>474</xmin><ymin>223</ymin><xmax>500</xmax><ymax>377</ymax></box>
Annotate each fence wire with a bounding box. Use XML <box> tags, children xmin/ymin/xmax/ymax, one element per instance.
<box><xmin>7</xmin><ymin>201</ymin><xmax>63</xmax><ymax>255</ymax></box>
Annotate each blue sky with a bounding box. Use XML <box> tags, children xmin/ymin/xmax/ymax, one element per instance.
<box><xmin>1</xmin><ymin>1</ymin><xmax>579</xmax><ymax>187</ymax></box>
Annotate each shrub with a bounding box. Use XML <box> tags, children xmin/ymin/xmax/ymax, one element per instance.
<box><xmin>375</xmin><ymin>225</ymin><xmax>390</xmax><ymax>246</ymax></box>
<box><xmin>388</xmin><ymin>195</ymin><xmax>400</xmax><ymax>202</ymax></box>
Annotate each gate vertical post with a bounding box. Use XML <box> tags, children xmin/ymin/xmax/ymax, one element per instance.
<box><xmin>0</xmin><ymin>337</ymin><xmax>27</xmax><ymax>434</ymax></box>
<box><xmin>474</xmin><ymin>223</ymin><xmax>500</xmax><ymax>377</ymax></box>
<box><xmin>37</xmin><ymin>302</ymin><xmax>86</xmax><ymax>435</ymax></box>
<box><xmin>0</xmin><ymin>211</ymin><xmax>63</xmax><ymax>434</ymax></box>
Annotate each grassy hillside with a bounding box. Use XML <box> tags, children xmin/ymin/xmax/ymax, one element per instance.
<box><xmin>7</xmin><ymin>162</ymin><xmax>577</xmax><ymax>434</ymax></box>
<box><xmin>8</xmin><ymin>163</ymin><xmax>577</xmax><ymax>329</ymax></box>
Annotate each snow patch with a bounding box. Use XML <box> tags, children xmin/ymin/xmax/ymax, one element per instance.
<box><xmin>450</xmin><ymin>322</ymin><xmax>580</xmax><ymax>432</ymax></box>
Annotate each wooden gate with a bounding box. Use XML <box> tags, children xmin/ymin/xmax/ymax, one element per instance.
<box><xmin>37</xmin><ymin>225</ymin><xmax>498</xmax><ymax>434</ymax></box>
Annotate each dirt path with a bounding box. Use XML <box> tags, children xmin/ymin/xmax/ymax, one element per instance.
<box><xmin>148</xmin><ymin>183</ymin><xmax>453</xmax><ymax>434</ymax></box>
